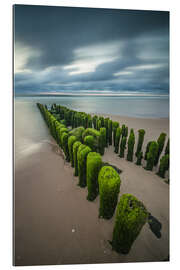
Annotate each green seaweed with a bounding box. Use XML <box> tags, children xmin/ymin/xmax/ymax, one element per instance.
<box><xmin>98</xmin><ymin>166</ymin><xmax>121</xmax><ymax>219</ymax></box>
<box><xmin>86</xmin><ymin>152</ymin><xmax>102</xmax><ymax>201</ymax></box>
<box><xmin>111</xmin><ymin>194</ymin><xmax>148</xmax><ymax>254</ymax></box>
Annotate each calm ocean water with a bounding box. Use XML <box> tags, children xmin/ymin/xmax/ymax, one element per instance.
<box><xmin>15</xmin><ymin>95</ymin><xmax>169</xmax><ymax>118</ymax></box>
<box><xmin>15</xmin><ymin>95</ymin><xmax>169</xmax><ymax>167</ymax></box>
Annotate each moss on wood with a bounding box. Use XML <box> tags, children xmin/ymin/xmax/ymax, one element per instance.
<box><xmin>98</xmin><ymin>166</ymin><xmax>121</xmax><ymax>219</ymax></box>
<box><xmin>111</xmin><ymin>194</ymin><xmax>148</xmax><ymax>254</ymax></box>
<box><xmin>86</xmin><ymin>152</ymin><xmax>102</xmax><ymax>201</ymax></box>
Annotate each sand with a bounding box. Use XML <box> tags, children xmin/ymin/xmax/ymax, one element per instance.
<box><xmin>14</xmin><ymin>113</ymin><xmax>169</xmax><ymax>266</ymax></box>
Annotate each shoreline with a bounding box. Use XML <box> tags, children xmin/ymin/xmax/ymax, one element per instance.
<box><xmin>92</xmin><ymin>112</ymin><xmax>169</xmax><ymax>121</ymax></box>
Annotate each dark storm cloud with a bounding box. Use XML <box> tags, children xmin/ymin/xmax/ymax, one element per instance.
<box><xmin>14</xmin><ymin>5</ymin><xmax>169</xmax><ymax>94</ymax></box>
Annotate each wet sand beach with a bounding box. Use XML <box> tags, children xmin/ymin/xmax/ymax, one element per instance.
<box><xmin>14</xmin><ymin>101</ymin><xmax>169</xmax><ymax>266</ymax></box>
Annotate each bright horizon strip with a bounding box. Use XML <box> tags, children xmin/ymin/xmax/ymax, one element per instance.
<box><xmin>16</xmin><ymin>91</ymin><xmax>169</xmax><ymax>97</ymax></box>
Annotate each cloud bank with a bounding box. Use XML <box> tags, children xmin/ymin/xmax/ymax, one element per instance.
<box><xmin>14</xmin><ymin>5</ymin><xmax>169</xmax><ymax>95</ymax></box>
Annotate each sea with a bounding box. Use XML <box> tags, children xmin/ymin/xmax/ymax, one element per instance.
<box><xmin>14</xmin><ymin>95</ymin><xmax>169</xmax><ymax>167</ymax></box>
<box><xmin>15</xmin><ymin>95</ymin><xmax>169</xmax><ymax>118</ymax></box>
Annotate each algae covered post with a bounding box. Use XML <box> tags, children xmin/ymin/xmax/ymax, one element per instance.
<box><xmin>127</xmin><ymin>129</ymin><xmax>135</xmax><ymax>162</ymax></box>
<box><xmin>73</xmin><ymin>141</ymin><xmax>82</xmax><ymax>176</ymax></box>
<box><xmin>145</xmin><ymin>141</ymin><xmax>158</xmax><ymax>171</ymax></box>
<box><xmin>111</xmin><ymin>194</ymin><xmax>148</xmax><ymax>254</ymax></box>
<box><xmin>86</xmin><ymin>152</ymin><xmax>102</xmax><ymax>201</ymax></box>
<box><xmin>135</xmin><ymin>129</ymin><xmax>145</xmax><ymax>157</ymax></box>
<box><xmin>77</xmin><ymin>145</ymin><xmax>92</xmax><ymax>187</ymax></box>
<box><xmin>98</xmin><ymin>166</ymin><xmax>121</xmax><ymax>219</ymax></box>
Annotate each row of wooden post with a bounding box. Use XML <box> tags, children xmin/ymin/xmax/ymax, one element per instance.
<box><xmin>49</xmin><ymin>103</ymin><xmax>169</xmax><ymax>179</ymax></box>
<box><xmin>37</xmin><ymin>103</ymin><xmax>149</xmax><ymax>254</ymax></box>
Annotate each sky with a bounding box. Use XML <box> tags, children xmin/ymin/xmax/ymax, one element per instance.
<box><xmin>14</xmin><ymin>5</ymin><xmax>169</xmax><ymax>96</ymax></box>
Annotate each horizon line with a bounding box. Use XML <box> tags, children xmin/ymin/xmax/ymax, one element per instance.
<box><xmin>15</xmin><ymin>93</ymin><xmax>169</xmax><ymax>97</ymax></box>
